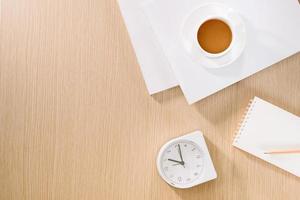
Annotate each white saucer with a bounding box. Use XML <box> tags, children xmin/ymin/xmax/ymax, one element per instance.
<box><xmin>181</xmin><ymin>3</ymin><xmax>246</xmax><ymax>69</ymax></box>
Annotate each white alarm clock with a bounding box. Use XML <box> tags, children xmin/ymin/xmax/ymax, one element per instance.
<box><xmin>156</xmin><ymin>130</ymin><xmax>217</xmax><ymax>189</ymax></box>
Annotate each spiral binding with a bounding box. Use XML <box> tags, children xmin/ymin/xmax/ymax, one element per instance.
<box><xmin>233</xmin><ymin>98</ymin><xmax>257</xmax><ymax>144</ymax></box>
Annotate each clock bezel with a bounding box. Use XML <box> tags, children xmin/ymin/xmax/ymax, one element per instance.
<box><xmin>158</xmin><ymin>139</ymin><xmax>206</xmax><ymax>188</ymax></box>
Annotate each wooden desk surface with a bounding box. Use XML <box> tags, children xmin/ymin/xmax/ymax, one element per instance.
<box><xmin>0</xmin><ymin>1</ymin><xmax>299</xmax><ymax>199</ymax></box>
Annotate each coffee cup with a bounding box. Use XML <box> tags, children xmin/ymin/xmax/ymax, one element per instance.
<box><xmin>181</xmin><ymin>3</ymin><xmax>246</xmax><ymax>68</ymax></box>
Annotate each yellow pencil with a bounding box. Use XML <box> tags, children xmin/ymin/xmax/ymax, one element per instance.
<box><xmin>264</xmin><ymin>149</ymin><xmax>300</xmax><ymax>154</ymax></box>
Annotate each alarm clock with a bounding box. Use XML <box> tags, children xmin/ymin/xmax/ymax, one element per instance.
<box><xmin>156</xmin><ymin>130</ymin><xmax>217</xmax><ymax>189</ymax></box>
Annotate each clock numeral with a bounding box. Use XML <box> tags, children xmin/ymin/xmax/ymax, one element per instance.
<box><xmin>192</xmin><ymin>148</ymin><xmax>196</xmax><ymax>151</ymax></box>
<box><xmin>167</xmin><ymin>150</ymin><xmax>171</xmax><ymax>153</ymax></box>
<box><xmin>177</xmin><ymin>177</ymin><xmax>182</xmax><ymax>182</ymax></box>
<box><xmin>196</xmin><ymin>164</ymin><xmax>202</xmax><ymax>168</ymax></box>
<box><xmin>186</xmin><ymin>178</ymin><xmax>191</xmax><ymax>182</ymax></box>
<box><xmin>196</xmin><ymin>155</ymin><xmax>201</xmax><ymax>159</ymax></box>
<box><xmin>194</xmin><ymin>172</ymin><xmax>198</xmax><ymax>176</ymax></box>
<box><xmin>184</xmin><ymin>144</ymin><xmax>187</xmax><ymax>147</ymax></box>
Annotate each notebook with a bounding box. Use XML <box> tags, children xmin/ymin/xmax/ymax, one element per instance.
<box><xmin>233</xmin><ymin>97</ymin><xmax>300</xmax><ymax>177</ymax></box>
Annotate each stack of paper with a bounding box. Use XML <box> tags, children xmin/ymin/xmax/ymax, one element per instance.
<box><xmin>118</xmin><ymin>0</ymin><xmax>300</xmax><ymax>104</ymax></box>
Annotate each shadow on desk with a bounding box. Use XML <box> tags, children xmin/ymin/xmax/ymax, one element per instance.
<box><xmin>152</xmin><ymin>86</ymin><xmax>183</xmax><ymax>104</ymax></box>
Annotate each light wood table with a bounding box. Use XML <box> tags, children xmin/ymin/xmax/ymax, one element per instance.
<box><xmin>1</xmin><ymin>1</ymin><xmax>299</xmax><ymax>199</ymax></box>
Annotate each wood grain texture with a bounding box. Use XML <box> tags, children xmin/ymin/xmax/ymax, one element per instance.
<box><xmin>0</xmin><ymin>1</ymin><xmax>299</xmax><ymax>199</ymax></box>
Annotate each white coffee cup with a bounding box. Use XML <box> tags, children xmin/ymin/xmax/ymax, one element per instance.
<box><xmin>181</xmin><ymin>3</ymin><xmax>246</xmax><ymax>68</ymax></box>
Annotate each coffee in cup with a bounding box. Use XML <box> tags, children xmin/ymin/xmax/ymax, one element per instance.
<box><xmin>197</xmin><ymin>19</ymin><xmax>232</xmax><ymax>54</ymax></box>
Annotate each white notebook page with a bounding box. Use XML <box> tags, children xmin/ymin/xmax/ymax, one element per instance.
<box><xmin>233</xmin><ymin>97</ymin><xmax>300</xmax><ymax>177</ymax></box>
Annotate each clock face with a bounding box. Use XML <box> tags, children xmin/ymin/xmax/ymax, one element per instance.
<box><xmin>159</xmin><ymin>140</ymin><xmax>205</xmax><ymax>187</ymax></box>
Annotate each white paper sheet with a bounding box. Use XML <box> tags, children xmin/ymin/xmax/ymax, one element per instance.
<box><xmin>142</xmin><ymin>0</ymin><xmax>300</xmax><ymax>103</ymax></box>
<box><xmin>117</xmin><ymin>0</ymin><xmax>178</xmax><ymax>94</ymax></box>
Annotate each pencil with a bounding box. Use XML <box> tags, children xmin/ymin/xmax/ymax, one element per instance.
<box><xmin>264</xmin><ymin>149</ymin><xmax>300</xmax><ymax>154</ymax></box>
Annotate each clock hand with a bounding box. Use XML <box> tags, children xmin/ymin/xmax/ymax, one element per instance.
<box><xmin>177</xmin><ymin>144</ymin><xmax>185</xmax><ymax>168</ymax></box>
<box><xmin>168</xmin><ymin>159</ymin><xmax>184</xmax><ymax>164</ymax></box>
<box><xmin>178</xmin><ymin>144</ymin><xmax>184</xmax><ymax>163</ymax></box>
